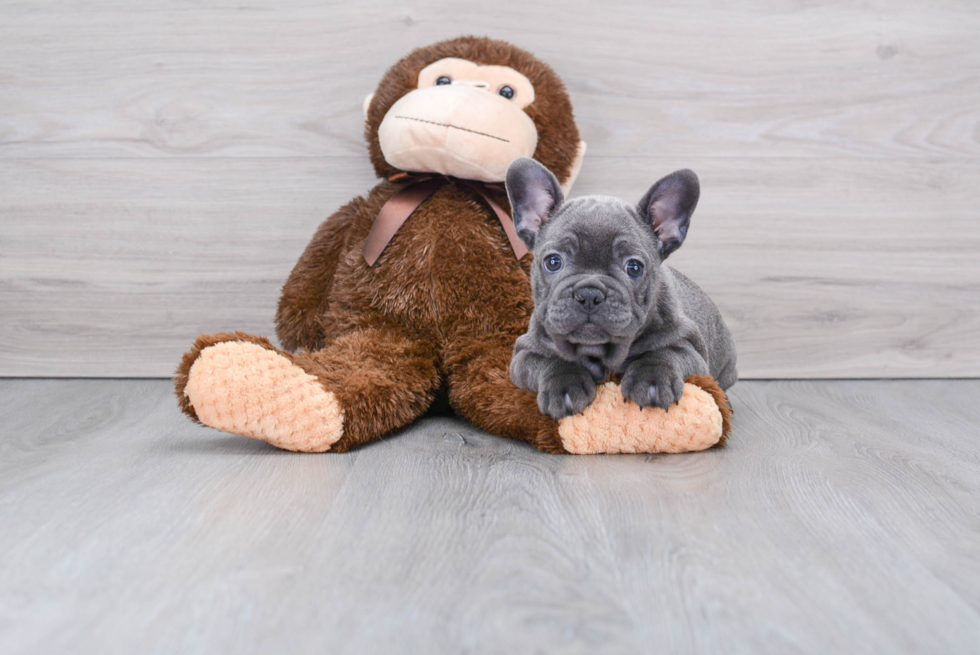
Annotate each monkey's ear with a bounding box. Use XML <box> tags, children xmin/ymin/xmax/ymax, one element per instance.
<box><xmin>506</xmin><ymin>158</ymin><xmax>564</xmax><ymax>249</ymax></box>
<box><xmin>362</xmin><ymin>93</ymin><xmax>375</xmax><ymax>120</ymax></box>
<box><xmin>638</xmin><ymin>169</ymin><xmax>700</xmax><ymax>259</ymax></box>
<box><xmin>560</xmin><ymin>140</ymin><xmax>587</xmax><ymax>196</ymax></box>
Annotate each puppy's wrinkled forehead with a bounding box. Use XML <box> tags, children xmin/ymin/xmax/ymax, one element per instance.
<box><xmin>543</xmin><ymin>196</ymin><xmax>651</xmax><ymax>260</ymax></box>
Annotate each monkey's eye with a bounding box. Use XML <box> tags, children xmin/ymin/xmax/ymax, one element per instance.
<box><xmin>435</xmin><ymin>76</ymin><xmax>452</xmax><ymax>85</ymax></box>
<box><xmin>544</xmin><ymin>254</ymin><xmax>563</xmax><ymax>272</ymax></box>
<box><xmin>625</xmin><ymin>259</ymin><xmax>644</xmax><ymax>278</ymax></box>
<box><xmin>498</xmin><ymin>85</ymin><xmax>515</xmax><ymax>100</ymax></box>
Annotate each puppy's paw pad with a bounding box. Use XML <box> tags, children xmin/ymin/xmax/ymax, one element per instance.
<box><xmin>621</xmin><ymin>365</ymin><xmax>684</xmax><ymax>409</ymax></box>
<box><xmin>184</xmin><ymin>342</ymin><xmax>344</xmax><ymax>452</ymax></box>
<box><xmin>538</xmin><ymin>366</ymin><xmax>596</xmax><ymax>420</ymax></box>
<box><xmin>557</xmin><ymin>381</ymin><xmax>723</xmax><ymax>454</ymax></box>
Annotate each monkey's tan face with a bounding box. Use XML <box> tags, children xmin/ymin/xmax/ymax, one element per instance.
<box><xmin>377</xmin><ymin>58</ymin><xmax>540</xmax><ymax>183</ymax></box>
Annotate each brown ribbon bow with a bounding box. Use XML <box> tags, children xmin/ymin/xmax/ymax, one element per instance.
<box><xmin>362</xmin><ymin>172</ymin><xmax>529</xmax><ymax>266</ymax></box>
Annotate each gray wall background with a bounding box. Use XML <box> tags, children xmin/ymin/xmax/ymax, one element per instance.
<box><xmin>2</xmin><ymin>0</ymin><xmax>978</xmax><ymax>378</ymax></box>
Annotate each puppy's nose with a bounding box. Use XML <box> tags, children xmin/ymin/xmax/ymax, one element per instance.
<box><xmin>574</xmin><ymin>286</ymin><xmax>606</xmax><ymax>309</ymax></box>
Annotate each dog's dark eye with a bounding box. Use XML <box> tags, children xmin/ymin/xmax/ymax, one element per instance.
<box><xmin>625</xmin><ymin>259</ymin><xmax>644</xmax><ymax>278</ymax></box>
<box><xmin>498</xmin><ymin>85</ymin><xmax>515</xmax><ymax>99</ymax></box>
<box><xmin>544</xmin><ymin>254</ymin><xmax>563</xmax><ymax>272</ymax></box>
<box><xmin>436</xmin><ymin>76</ymin><xmax>452</xmax><ymax>85</ymax></box>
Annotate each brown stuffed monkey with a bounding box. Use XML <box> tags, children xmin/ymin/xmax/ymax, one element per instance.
<box><xmin>174</xmin><ymin>36</ymin><xmax>731</xmax><ymax>454</ymax></box>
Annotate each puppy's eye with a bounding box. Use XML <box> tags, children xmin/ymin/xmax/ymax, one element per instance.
<box><xmin>435</xmin><ymin>76</ymin><xmax>452</xmax><ymax>85</ymax></box>
<box><xmin>625</xmin><ymin>259</ymin><xmax>644</xmax><ymax>278</ymax></box>
<box><xmin>544</xmin><ymin>254</ymin><xmax>563</xmax><ymax>272</ymax></box>
<box><xmin>498</xmin><ymin>85</ymin><xmax>515</xmax><ymax>99</ymax></box>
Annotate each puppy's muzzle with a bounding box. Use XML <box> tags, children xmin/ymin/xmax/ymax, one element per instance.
<box><xmin>572</xmin><ymin>280</ymin><xmax>607</xmax><ymax>313</ymax></box>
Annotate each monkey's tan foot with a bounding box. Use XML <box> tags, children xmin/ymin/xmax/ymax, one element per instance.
<box><xmin>556</xmin><ymin>375</ymin><xmax>732</xmax><ymax>454</ymax></box>
<box><xmin>174</xmin><ymin>333</ymin><xmax>344</xmax><ymax>452</ymax></box>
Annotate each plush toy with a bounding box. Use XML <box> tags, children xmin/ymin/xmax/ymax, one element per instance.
<box><xmin>174</xmin><ymin>36</ymin><xmax>732</xmax><ymax>454</ymax></box>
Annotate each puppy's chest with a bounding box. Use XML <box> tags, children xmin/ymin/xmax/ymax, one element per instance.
<box><xmin>578</xmin><ymin>355</ymin><xmax>612</xmax><ymax>381</ymax></box>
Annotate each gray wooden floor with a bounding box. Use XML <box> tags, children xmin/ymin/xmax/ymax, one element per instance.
<box><xmin>1</xmin><ymin>379</ymin><xmax>978</xmax><ymax>654</ymax></box>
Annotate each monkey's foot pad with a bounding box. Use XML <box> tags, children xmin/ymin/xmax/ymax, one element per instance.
<box><xmin>183</xmin><ymin>341</ymin><xmax>344</xmax><ymax>452</ymax></box>
<box><xmin>557</xmin><ymin>377</ymin><xmax>730</xmax><ymax>454</ymax></box>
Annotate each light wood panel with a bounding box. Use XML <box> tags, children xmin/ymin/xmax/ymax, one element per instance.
<box><xmin>1</xmin><ymin>0</ymin><xmax>979</xmax><ymax>377</ymax></box>
<box><xmin>1</xmin><ymin>0</ymin><xmax>977</xmax><ymax>159</ymax></box>
<box><xmin>2</xmin><ymin>156</ymin><xmax>978</xmax><ymax>377</ymax></box>
<box><xmin>1</xmin><ymin>379</ymin><xmax>978</xmax><ymax>653</ymax></box>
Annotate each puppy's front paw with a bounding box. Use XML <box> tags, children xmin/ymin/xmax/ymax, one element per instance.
<box><xmin>621</xmin><ymin>361</ymin><xmax>685</xmax><ymax>410</ymax></box>
<box><xmin>537</xmin><ymin>361</ymin><xmax>597</xmax><ymax>420</ymax></box>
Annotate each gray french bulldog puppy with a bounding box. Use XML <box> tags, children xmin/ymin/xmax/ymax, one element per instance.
<box><xmin>506</xmin><ymin>157</ymin><xmax>737</xmax><ymax>421</ymax></box>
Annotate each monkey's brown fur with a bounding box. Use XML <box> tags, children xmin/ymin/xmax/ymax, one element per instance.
<box><xmin>175</xmin><ymin>37</ymin><xmax>582</xmax><ymax>453</ymax></box>
<box><xmin>174</xmin><ymin>36</ymin><xmax>730</xmax><ymax>453</ymax></box>
<box><xmin>685</xmin><ymin>375</ymin><xmax>733</xmax><ymax>445</ymax></box>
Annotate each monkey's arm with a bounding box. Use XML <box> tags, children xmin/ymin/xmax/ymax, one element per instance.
<box><xmin>275</xmin><ymin>196</ymin><xmax>367</xmax><ymax>351</ymax></box>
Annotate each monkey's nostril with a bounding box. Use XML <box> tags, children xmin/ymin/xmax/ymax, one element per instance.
<box><xmin>453</xmin><ymin>79</ymin><xmax>491</xmax><ymax>90</ymax></box>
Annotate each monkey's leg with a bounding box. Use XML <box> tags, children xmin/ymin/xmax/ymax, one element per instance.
<box><xmin>556</xmin><ymin>377</ymin><xmax>731</xmax><ymax>454</ymax></box>
<box><xmin>297</xmin><ymin>327</ymin><xmax>441</xmax><ymax>452</ymax></box>
<box><xmin>175</xmin><ymin>328</ymin><xmax>440</xmax><ymax>453</ymax></box>
<box><xmin>442</xmin><ymin>333</ymin><xmax>730</xmax><ymax>455</ymax></box>
<box><xmin>443</xmin><ymin>334</ymin><xmax>567</xmax><ymax>454</ymax></box>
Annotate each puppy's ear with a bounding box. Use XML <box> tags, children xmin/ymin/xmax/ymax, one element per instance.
<box><xmin>638</xmin><ymin>169</ymin><xmax>700</xmax><ymax>259</ymax></box>
<box><xmin>506</xmin><ymin>157</ymin><xmax>564</xmax><ymax>248</ymax></box>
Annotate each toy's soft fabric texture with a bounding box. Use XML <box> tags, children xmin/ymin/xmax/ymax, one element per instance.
<box><xmin>180</xmin><ymin>335</ymin><xmax>344</xmax><ymax>452</ymax></box>
<box><xmin>558</xmin><ymin>377</ymin><xmax>732</xmax><ymax>455</ymax></box>
<box><xmin>378</xmin><ymin>59</ymin><xmax>540</xmax><ymax>183</ymax></box>
<box><xmin>174</xmin><ymin>36</ymin><xmax>732</xmax><ymax>454</ymax></box>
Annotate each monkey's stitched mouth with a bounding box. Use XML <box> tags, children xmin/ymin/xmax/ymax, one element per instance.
<box><xmin>394</xmin><ymin>115</ymin><xmax>510</xmax><ymax>143</ymax></box>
